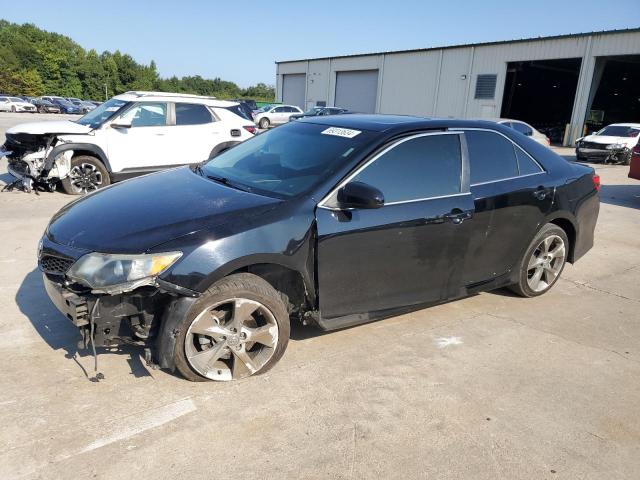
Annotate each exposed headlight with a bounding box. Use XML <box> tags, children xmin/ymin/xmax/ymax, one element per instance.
<box><xmin>67</xmin><ymin>251</ymin><xmax>182</xmax><ymax>293</ymax></box>
<box><xmin>606</xmin><ymin>143</ymin><xmax>625</xmax><ymax>150</ymax></box>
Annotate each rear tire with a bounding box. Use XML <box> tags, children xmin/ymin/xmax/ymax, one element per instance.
<box><xmin>509</xmin><ymin>223</ymin><xmax>569</xmax><ymax>298</ymax></box>
<box><xmin>259</xmin><ymin>117</ymin><xmax>270</xmax><ymax>129</ymax></box>
<box><xmin>174</xmin><ymin>273</ymin><xmax>290</xmax><ymax>382</ymax></box>
<box><xmin>60</xmin><ymin>155</ymin><xmax>110</xmax><ymax>195</ymax></box>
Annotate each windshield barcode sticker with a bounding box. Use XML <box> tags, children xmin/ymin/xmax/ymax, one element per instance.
<box><xmin>321</xmin><ymin>127</ymin><xmax>361</xmax><ymax>138</ymax></box>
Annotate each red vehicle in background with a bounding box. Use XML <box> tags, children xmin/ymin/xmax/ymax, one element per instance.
<box><xmin>629</xmin><ymin>144</ymin><xmax>640</xmax><ymax>180</ymax></box>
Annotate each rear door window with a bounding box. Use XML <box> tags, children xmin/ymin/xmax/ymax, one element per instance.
<box><xmin>350</xmin><ymin>133</ymin><xmax>463</xmax><ymax>203</ymax></box>
<box><xmin>464</xmin><ymin>130</ymin><xmax>519</xmax><ymax>184</ymax></box>
<box><xmin>175</xmin><ymin>103</ymin><xmax>213</xmax><ymax>125</ymax></box>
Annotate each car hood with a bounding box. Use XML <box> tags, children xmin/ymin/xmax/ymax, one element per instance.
<box><xmin>47</xmin><ymin>167</ymin><xmax>282</xmax><ymax>253</ymax></box>
<box><xmin>581</xmin><ymin>134</ymin><xmax>636</xmax><ymax>145</ymax></box>
<box><xmin>13</xmin><ymin>102</ymin><xmax>34</xmax><ymax>107</ymax></box>
<box><xmin>6</xmin><ymin>120</ymin><xmax>92</xmax><ymax>136</ymax></box>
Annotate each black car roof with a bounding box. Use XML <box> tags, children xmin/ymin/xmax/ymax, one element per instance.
<box><xmin>298</xmin><ymin>114</ymin><xmax>507</xmax><ymax>134</ymax></box>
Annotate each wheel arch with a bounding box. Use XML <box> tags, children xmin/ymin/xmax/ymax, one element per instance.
<box><xmin>208</xmin><ymin>141</ymin><xmax>241</xmax><ymax>159</ymax></box>
<box><xmin>45</xmin><ymin>142</ymin><xmax>111</xmax><ymax>173</ymax></box>
<box><xmin>546</xmin><ymin>214</ymin><xmax>577</xmax><ymax>263</ymax></box>
<box><xmin>196</xmin><ymin>256</ymin><xmax>315</xmax><ymax>314</ymax></box>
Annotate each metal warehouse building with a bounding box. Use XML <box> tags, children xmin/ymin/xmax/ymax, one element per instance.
<box><xmin>275</xmin><ymin>28</ymin><xmax>640</xmax><ymax>145</ymax></box>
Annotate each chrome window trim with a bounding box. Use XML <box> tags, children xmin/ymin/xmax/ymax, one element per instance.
<box><xmin>317</xmin><ymin>131</ymin><xmax>466</xmax><ymax>210</ymax></box>
<box><xmin>450</xmin><ymin>127</ymin><xmax>546</xmax><ymax>176</ymax></box>
<box><xmin>470</xmin><ymin>171</ymin><xmax>546</xmax><ymax>187</ymax></box>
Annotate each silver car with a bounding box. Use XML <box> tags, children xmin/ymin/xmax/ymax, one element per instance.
<box><xmin>494</xmin><ymin>118</ymin><xmax>551</xmax><ymax>147</ymax></box>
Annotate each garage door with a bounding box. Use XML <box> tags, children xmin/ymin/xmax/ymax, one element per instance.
<box><xmin>282</xmin><ymin>74</ymin><xmax>306</xmax><ymax>109</ymax></box>
<box><xmin>335</xmin><ymin>70</ymin><xmax>378</xmax><ymax>113</ymax></box>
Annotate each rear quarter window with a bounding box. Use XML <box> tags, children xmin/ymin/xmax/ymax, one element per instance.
<box><xmin>175</xmin><ymin>103</ymin><xmax>213</xmax><ymax>125</ymax></box>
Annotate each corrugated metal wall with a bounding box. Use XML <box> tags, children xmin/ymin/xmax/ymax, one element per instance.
<box><xmin>276</xmin><ymin>30</ymin><xmax>640</xmax><ymax>144</ymax></box>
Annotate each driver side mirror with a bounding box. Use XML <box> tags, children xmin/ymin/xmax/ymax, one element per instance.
<box><xmin>111</xmin><ymin>118</ymin><xmax>132</xmax><ymax>129</ymax></box>
<box><xmin>337</xmin><ymin>181</ymin><xmax>384</xmax><ymax>209</ymax></box>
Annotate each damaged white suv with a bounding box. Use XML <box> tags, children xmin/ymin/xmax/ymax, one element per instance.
<box><xmin>1</xmin><ymin>91</ymin><xmax>257</xmax><ymax>194</ymax></box>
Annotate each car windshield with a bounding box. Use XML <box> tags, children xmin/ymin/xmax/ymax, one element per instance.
<box><xmin>76</xmin><ymin>98</ymin><xmax>131</xmax><ymax>129</ymax></box>
<box><xmin>597</xmin><ymin>126</ymin><xmax>640</xmax><ymax>137</ymax></box>
<box><xmin>303</xmin><ymin>107</ymin><xmax>323</xmax><ymax>115</ymax></box>
<box><xmin>9</xmin><ymin>97</ymin><xmax>22</xmax><ymax>102</ymax></box>
<box><xmin>199</xmin><ymin>122</ymin><xmax>375</xmax><ymax>199</ymax></box>
<box><xmin>257</xmin><ymin>105</ymin><xmax>273</xmax><ymax>112</ymax></box>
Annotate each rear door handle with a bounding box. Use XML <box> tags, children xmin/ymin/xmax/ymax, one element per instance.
<box><xmin>533</xmin><ymin>186</ymin><xmax>551</xmax><ymax>200</ymax></box>
<box><xmin>444</xmin><ymin>209</ymin><xmax>473</xmax><ymax>225</ymax></box>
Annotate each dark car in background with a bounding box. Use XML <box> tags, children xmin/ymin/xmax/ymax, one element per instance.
<box><xmin>39</xmin><ymin>115</ymin><xmax>599</xmax><ymax>383</ymax></box>
<box><xmin>289</xmin><ymin>106</ymin><xmax>350</xmax><ymax>121</ymax></box>
<box><xmin>629</xmin><ymin>144</ymin><xmax>640</xmax><ymax>180</ymax></box>
<box><xmin>31</xmin><ymin>98</ymin><xmax>61</xmax><ymax>113</ymax></box>
<box><xmin>50</xmin><ymin>98</ymin><xmax>81</xmax><ymax>114</ymax></box>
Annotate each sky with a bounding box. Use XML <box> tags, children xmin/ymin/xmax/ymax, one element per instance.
<box><xmin>2</xmin><ymin>0</ymin><xmax>639</xmax><ymax>87</ymax></box>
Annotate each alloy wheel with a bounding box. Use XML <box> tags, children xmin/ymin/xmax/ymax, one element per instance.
<box><xmin>68</xmin><ymin>163</ymin><xmax>103</xmax><ymax>193</ymax></box>
<box><xmin>185</xmin><ymin>298</ymin><xmax>279</xmax><ymax>381</ymax></box>
<box><xmin>526</xmin><ymin>234</ymin><xmax>566</xmax><ymax>292</ymax></box>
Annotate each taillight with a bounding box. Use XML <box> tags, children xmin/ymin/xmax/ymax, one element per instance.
<box><xmin>546</xmin><ymin>137</ymin><xmax>551</xmax><ymax>146</ymax></box>
<box><xmin>592</xmin><ymin>174</ymin><xmax>601</xmax><ymax>192</ymax></box>
<box><xmin>633</xmin><ymin>145</ymin><xmax>640</xmax><ymax>156</ymax></box>
<box><xmin>243</xmin><ymin>125</ymin><xmax>256</xmax><ymax>135</ymax></box>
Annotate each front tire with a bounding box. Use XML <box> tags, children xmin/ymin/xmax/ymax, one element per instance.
<box><xmin>509</xmin><ymin>223</ymin><xmax>568</xmax><ymax>297</ymax></box>
<box><xmin>174</xmin><ymin>273</ymin><xmax>290</xmax><ymax>382</ymax></box>
<box><xmin>60</xmin><ymin>155</ymin><xmax>110</xmax><ymax>195</ymax></box>
<box><xmin>259</xmin><ymin>117</ymin><xmax>270</xmax><ymax>129</ymax></box>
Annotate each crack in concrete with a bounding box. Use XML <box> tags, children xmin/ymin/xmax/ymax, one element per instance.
<box><xmin>564</xmin><ymin>278</ymin><xmax>640</xmax><ymax>304</ymax></box>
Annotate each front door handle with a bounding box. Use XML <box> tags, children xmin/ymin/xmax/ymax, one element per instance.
<box><xmin>444</xmin><ymin>209</ymin><xmax>473</xmax><ymax>225</ymax></box>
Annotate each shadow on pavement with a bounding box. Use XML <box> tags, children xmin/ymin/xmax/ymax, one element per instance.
<box><xmin>599</xmin><ymin>184</ymin><xmax>640</xmax><ymax>209</ymax></box>
<box><xmin>16</xmin><ymin>268</ymin><xmax>153</xmax><ymax>380</ymax></box>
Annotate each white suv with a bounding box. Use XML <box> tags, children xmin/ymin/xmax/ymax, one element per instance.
<box><xmin>1</xmin><ymin>91</ymin><xmax>257</xmax><ymax>194</ymax></box>
<box><xmin>253</xmin><ymin>104</ymin><xmax>303</xmax><ymax>129</ymax></box>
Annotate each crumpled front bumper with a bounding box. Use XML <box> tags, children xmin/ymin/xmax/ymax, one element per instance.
<box><xmin>43</xmin><ymin>275</ymin><xmax>91</xmax><ymax>327</ymax></box>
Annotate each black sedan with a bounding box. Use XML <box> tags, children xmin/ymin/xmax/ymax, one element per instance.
<box><xmin>39</xmin><ymin>115</ymin><xmax>599</xmax><ymax>382</ymax></box>
<box><xmin>31</xmin><ymin>98</ymin><xmax>61</xmax><ymax>113</ymax></box>
<box><xmin>289</xmin><ymin>106</ymin><xmax>349</xmax><ymax>121</ymax></box>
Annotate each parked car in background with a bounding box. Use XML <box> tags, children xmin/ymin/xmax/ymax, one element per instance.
<box><xmin>493</xmin><ymin>119</ymin><xmax>551</xmax><ymax>146</ymax></box>
<box><xmin>31</xmin><ymin>98</ymin><xmax>61</xmax><ymax>113</ymax></box>
<box><xmin>36</xmin><ymin>116</ymin><xmax>599</xmax><ymax>382</ymax></box>
<box><xmin>89</xmin><ymin>100</ymin><xmax>102</xmax><ymax>107</ymax></box>
<box><xmin>629</xmin><ymin>144</ymin><xmax>640</xmax><ymax>180</ymax></box>
<box><xmin>39</xmin><ymin>96</ymin><xmax>82</xmax><ymax>114</ymax></box>
<box><xmin>65</xmin><ymin>97</ymin><xmax>82</xmax><ymax>104</ymax></box>
<box><xmin>289</xmin><ymin>106</ymin><xmax>350</xmax><ymax>121</ymax></box>
<box><xmin>231</xmin><ymin>98</ymin><xmax>257</xmax><ymax>111</ymax></box>
<box><xmin>576</xmin><ymin>123</ymin><xmax>640</xmax><ymax>165</ymax></box>
<box><xmin>253</xmin><ymin>104</ymin><xmax>303</xmax><ymax>129</ymax></box>
<box><xmin>0</xmin><ymin>97</ymin><xmax>12</xmax><ymax>112</ymax></box>
<box><xmin>76</xmin><ymin>101</ymin><xmax>97</xmax><ymax>113</ymax></box>
<box><xmin>227</xmin><ymin>100</ymin><xmax>254</xmax><ymax>121</ymax></box>
<box><xmin>0</xmin><ymin>96</ymin><xmax>37</xmax><ymax>113</ymax></box>
<box><xmin>1</xmin><ymin>91</ymin><xmax>257</xmax><ymax>194</ymax></box>
<box><xmin>51</xmin><ymin>98</ymin><xmax>81</xmax><ymax>114</ymax></box>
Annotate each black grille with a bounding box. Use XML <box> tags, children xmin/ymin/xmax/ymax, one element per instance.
<box><xmin>40</xmin><ymin>255</ymin><xmax>74</xmax><ymax>275</ymax></box>
<box><xmin>580</xmin><ymin>141</ymin><xmax>608</xmax><ymax>150</ymax></box>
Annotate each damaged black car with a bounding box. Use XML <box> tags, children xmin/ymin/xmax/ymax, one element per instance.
<box><xmin>40</xmin><ymin>115</ymin><xmax>600</xmax><ymax>382</ymax></box>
